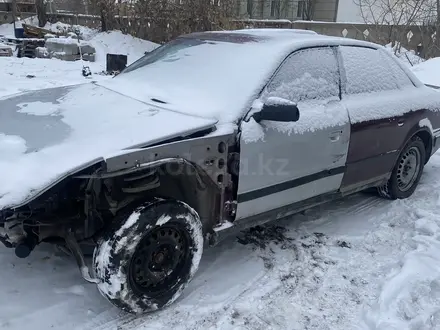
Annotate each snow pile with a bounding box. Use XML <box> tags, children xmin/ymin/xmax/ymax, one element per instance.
<box><xmin>43</xmin><ymin>21</ymin><xmax>98</xmax><ymax>41</ymax></box>
<box><xmin>0</xmin><ymin>22</ymin><xmax>12</xmax><ymax>38</ymax></box>
<box><xmin>90</xmin><ymin>30</ymin><xmax>158</xmax><ymax>64</ymax></box>
<box><xmin>46</xmin><ymin>36</ymin><xmax>80</xmax><ymax>45</ymax></box>
<box><xmin>42</xmin><ymin>21</ymin><xmax>159</xmax><ymax>64</ymax></box>
<box><xmin>361</xmin><ymin>208</ymin><xmax>440</xmax><ymax>329</ymax></box>
<box><xmin>385</xmin><ymin>43</ymin><xmax>425</xmax><ymax>67</ymax></box>
<box><xmin>411</xmin><ymin>57</ymin><xmax>440</xmax><ymax>87</ymax></box>
<box><xmin>0</xmin><ymin>21</ymin><xmax>159</xmax><ymax>98</ymax></box>
<box><xmin>1</xmin><ymin>19</ymin><xmax>158</xmax><ymax>65</ymax></box>
<box><xmin>40</xmin><ymin>21</ymin><xmax>158</xmax><ymax>64</ymax></box>
<box><xmin>45</xmin><ymin>22</ymin><xmax>159</xmax><ymax>64</ymax></box>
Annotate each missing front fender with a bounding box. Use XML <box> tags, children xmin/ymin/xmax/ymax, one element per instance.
<box><xmin>64</xmin><ymin>231</ymin><xmax>99</xmax><ymax>284</ymax></box>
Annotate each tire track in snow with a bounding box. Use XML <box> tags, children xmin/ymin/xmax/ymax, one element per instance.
<box><xmin>1</xmin><ymin>300</ymin><xmax>74</xmax><ymax>329</ymax></box>
<box><xmin>85</xmin><ymin>264</ymin><xmax>271</xmax><ymax>330</ymax></box>
<box><xmin>5</xmin><ymin>155</ymin><xmax>440</xmax><ymax>330</ymax></box>
<box><xmin>311</xmin><ymin>193</ymin><xmax>389</xmax><ymax>220</ymax></box>
<box><xmin>79</xmin><ymin>191</ymin><xmax>419</xmax><ymax>330</ymax></box>
<box><xmin>78</xmin><ymin>243</ymin><xmax>271</xmax><ymax>330</ymax></box>
<box><xmin>75</xmin><ymin>308</ymin><xmax>133</xmax><ymax>330</ymax></box>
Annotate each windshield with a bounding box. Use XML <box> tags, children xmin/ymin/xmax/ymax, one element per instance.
<box><xmin>121</xmin><ymin>38</ymin><xmax>214</xmax><ymax>74</ymax></box>
<box><xmin>100</xmin><ymin>33</ymin><xmax>288</xmax><ymax>123</ymax></box>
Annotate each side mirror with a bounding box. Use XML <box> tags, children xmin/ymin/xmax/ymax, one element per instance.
<box><xmin>252</xmin><ymin>97</ymin><xmax>300</xmax><ymax>123</ymax></box>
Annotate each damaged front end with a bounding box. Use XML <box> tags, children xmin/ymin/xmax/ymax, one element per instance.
<box><xmin>0</xmin><ymin>130</ymin><xmax>238</xmax><ymax>284</ymax></box>
<box><xmin>0</xmin><ymin>207</ymin><xmax>17</xmax><ymax>248</ymax></box>
<box><xmin>0</xmin><ymin>160</ymin><xmax>105</xmax><ymax>258</ymax></box>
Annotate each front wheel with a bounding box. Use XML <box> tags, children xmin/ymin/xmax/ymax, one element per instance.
<box><xmin>377</xmin><ymin>135</ymin><xmax>426</xmax><ymax>200</ymax></box>
<box><xmin>93</xmin><ymin>199</ymin><xmax>203</xmax><ymax>314</ymax></box>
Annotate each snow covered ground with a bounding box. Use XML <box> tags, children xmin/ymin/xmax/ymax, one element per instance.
<box><xmin>2</xmin><ymin>23</ymin><xmax>440</xmax><ymax>330</ymax></box>
<box><xmin>0</xmin><ymin>21</ymin><xmax>158</xmax><ymax>98</ymax></box>
<box><xmin>2</xmin><ymin>155</ymin><xmax>440</xmax><ymax>330</ymax></box>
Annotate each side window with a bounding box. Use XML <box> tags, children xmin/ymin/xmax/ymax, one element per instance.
<box><xmin>265</xmin><ymin>47</ymin><xmax>340</xmax><ymax>104</ymax></box>
<box><xmin>340</xmin><ymin>46</ymin><xmax>413</xmax><ymax>95</ymax></box>
<box><xmin>380</xmin><ymin>50</ymin><xmax>415</xmax><ymax>89</ymax></box>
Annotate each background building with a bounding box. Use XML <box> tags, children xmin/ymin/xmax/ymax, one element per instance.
<box><xmin>236</xmin><ymin>0</ymin><xmax>340</xmax><ymax>22</ymax></box>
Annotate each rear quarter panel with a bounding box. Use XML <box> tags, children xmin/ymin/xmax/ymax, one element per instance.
<box><xmin>341</xmin><ymin>85</ymin><xmax>440</xmax><ymax>190</ymax></box>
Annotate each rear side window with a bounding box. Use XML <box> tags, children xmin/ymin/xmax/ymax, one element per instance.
<box><xmin>340</xmin><ymin>46</ymin><xmax>413</xmax><ymax>95</ymax></box>
<box><xmin>381</xmin><ymin>50</ymin><xmax>415</xmax><ymax>88</ymax></box>
<box><xmin>265</xmin><ymin>47</ymin><xmax>340</xmax><ymax>103</ymax></box>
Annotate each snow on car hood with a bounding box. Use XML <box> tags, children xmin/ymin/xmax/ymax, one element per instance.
<box><xmin>0</xmin><ymin>83</ymin><xmax>217</xmax><ymax>210</ymax></box>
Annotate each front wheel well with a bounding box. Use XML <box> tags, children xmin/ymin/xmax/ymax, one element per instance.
<box><xmin>414</xmin><ymin>130</ymin><xmax>433</xmax><ymax>164</ymax></box>
<box><xmin>97</xmin><ymin>161</ymin><xmax>223</xmax><ymax>237</ymax></box>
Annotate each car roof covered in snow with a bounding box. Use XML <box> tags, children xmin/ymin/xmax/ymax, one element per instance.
<box><xmin>99</xmin><ymin>28</ymin><xmax>385</xmax><ymax>124</ymax></box>
<box><xmin>180</xmin><ymin>28</ymin><xmax>381</xmax><ymax>51</ymax></box>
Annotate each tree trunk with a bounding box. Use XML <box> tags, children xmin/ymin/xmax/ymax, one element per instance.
<box><xmin>100</xmin><ymin>9</ymin><xmax>107</xmax><ymax>31</ymax></box>
<box><xmin>11</xmin><ymin>0</ymin><xmax>16</xmax><ymax>25</ymax></box>
<box><xmin>83</xmin><ymin>0</ymin><xmax>89</xmax><ymax>15</ymax></box>
<box><xmin>35</xmin><ymin>0</ymin><xmax>47</xmax><ymax>27</ymax></box>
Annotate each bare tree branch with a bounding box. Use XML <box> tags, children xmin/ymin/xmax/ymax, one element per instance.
<box><xmin>354</xmin><ymin>0</ymin><xmax>440</xmax><ymax>58</ymax></box>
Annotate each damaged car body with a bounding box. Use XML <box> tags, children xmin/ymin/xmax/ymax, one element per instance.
<box><xmin>2</xmin><ymin>29</ymin><xmax>440</xmax><ymax>314</ymax></box>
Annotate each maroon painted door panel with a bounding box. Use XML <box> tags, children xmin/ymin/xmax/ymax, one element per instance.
<box><xmin>342</xmin><ymin>109</ymin><xmax>431</xmax><ymax>190</ymax></box>
<box><xmin>336</xmin><ymin>45</ymin><xmax>440</xmax><ymax>191</ymax></box>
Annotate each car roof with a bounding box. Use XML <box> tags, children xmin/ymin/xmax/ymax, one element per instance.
<box><xmin>182</xmin><ymin>28</ymin><xmax>380</xmax><ymax>51</ymax></box>
<box><xmin>231</xmin><ymin>28</ymin><xmax>319</xmax><ymax>37</ymax></box>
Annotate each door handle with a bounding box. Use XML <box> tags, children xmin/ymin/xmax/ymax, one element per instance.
<box><xmin>397</xmin><ymin>120</ymin><xmax>405</xmax><ymax>127</ymax></box>
<box><xmin>329</xmin><ymin>130</ymin><xmax>342</xmax><ymax>142</ymax></box>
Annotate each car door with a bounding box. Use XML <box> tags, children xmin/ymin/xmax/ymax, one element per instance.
<box><xmin>337</xmin><ymin>45</ymin><xmax>426</xmax><ymax>192</ymax></box>
<box><xmin>235</xmin><ymin>46</ymin><xmax>351</xmax><ymax>220</ymax></box>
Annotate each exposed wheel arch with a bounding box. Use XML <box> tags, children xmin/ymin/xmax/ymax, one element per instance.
<box><xmin>96</xmin><ymin>159</ymin><xmax>223</xmax><ymax>238</ymax></box>
<box><xmin>149</xmin><ymin>161</ymin><xmax>222</xmax><ymax>234</ymax></box>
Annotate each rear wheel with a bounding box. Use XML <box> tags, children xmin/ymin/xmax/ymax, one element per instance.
<box><xmin>377</xmin><ymin>136</ymin><xmax>425</xmax><ymax>200</ymax></box>
<box><xmin>93</xmin><ymin>199</ymin><xmax>203</xmax><ymax>314</ymax></box>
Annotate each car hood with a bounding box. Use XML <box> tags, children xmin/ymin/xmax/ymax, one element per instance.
<box><xmin>0</xmin><ymin>83</ymin><xmax>218</xmax><ymax>210</ymax></box>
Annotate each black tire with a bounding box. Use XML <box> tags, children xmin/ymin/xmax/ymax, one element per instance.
<box><xmin>93</xmin><ymin>198</ymin><xmax>203</xmax><ymax>314</ymax></box>
<box><xmin>377</xmin><ymin>135</ymin><xmax>426</xmax><ymax>200</ymax></box>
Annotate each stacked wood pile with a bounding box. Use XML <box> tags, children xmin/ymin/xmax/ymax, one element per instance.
<box><xmin>22</xmin><ymin>23</ymin><xmax>62</xmax><ymax>38</ymax></box>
